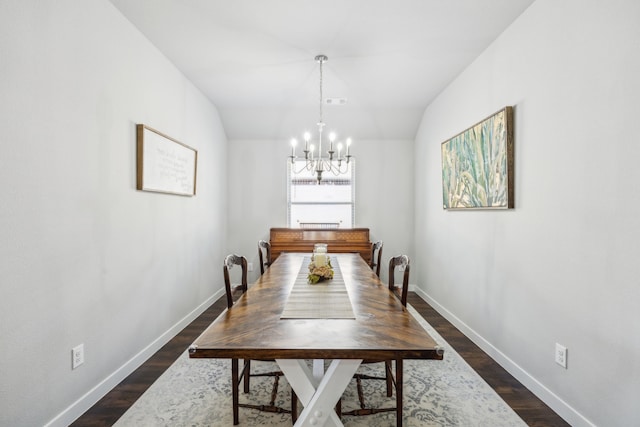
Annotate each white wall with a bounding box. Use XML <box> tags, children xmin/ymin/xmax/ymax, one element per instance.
<box><xmin>414</xmin><ymin>1</ymin><xmax>640</xmax><ymax>426</ymax></box>
<box><xmin>227</xmin><ymin>139</ymin><xmax>414</xmax><ymax>284</ymax></box>
<box><xmin>0</xmin><ymin>1</ymin><xmax>227</xmax><ymax>426</ymax></box>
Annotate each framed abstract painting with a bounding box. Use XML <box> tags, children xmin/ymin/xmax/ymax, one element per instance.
<box><xmin>441</xmin><ymin>106</ymin><xmax>514</xmax><ymax>209</ymax></box>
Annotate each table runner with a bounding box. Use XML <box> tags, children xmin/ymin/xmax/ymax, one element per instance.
<box><xmin>280</xmin><ymin>256</ymin><xmax>356</xmax><ymax>319</ymax></box>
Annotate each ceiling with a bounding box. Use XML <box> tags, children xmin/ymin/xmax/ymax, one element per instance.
<box><xmin>108</xmin><ymin>0</ymin><xmax>535</xmax><ymax>141</ymax></box>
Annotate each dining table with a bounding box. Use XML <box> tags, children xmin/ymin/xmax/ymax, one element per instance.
<box><xmin>189</xmin><ymin>252</ymin><xmax>443</xmax><ymax>427</ymax></box>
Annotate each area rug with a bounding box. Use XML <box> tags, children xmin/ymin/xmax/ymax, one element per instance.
<box><xmin>114</xmin><ymin>305</ymin><xmax>526</xmax><ymax>426</ymax></box>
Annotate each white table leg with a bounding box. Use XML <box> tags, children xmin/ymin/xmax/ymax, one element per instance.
<box><xmin>313</xmin><ymin>359</ymin><xmax>324</xmax><ymax>381</ymax></box>
<box><xmin>277</xmin><ymin>359</ymin><xmax>362</xmax><ymax>427</ymax></box>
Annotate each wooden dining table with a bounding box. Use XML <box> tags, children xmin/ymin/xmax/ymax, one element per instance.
<box><xmin>189</xmin><ymin>252</ymin><xmax>443</xmax><ymax>427</ymax></box>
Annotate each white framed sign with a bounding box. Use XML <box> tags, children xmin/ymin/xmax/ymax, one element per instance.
<box><xmin>136</xmin><ymin>124</ymin><xmax>197</xmax><ymax>196</ymax></box>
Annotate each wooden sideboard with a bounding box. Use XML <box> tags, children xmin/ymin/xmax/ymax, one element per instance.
<box><xmin>269</xmin><ymin>228</ymin><xmax>372</xmax><ymax>264</ymax></box>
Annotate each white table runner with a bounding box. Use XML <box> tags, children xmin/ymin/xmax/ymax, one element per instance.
<box><xmin>280</xmin><ymin>257</ymin><xmax>356</xmax><ymax>319</ymax></box>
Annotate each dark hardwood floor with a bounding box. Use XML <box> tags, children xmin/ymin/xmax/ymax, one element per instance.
<box><xmin>408</xmin><ymin>295</ymin><xmax>569</xmax><ymax>427</ymax></box>
<box><xmin>71</xmin><ymin>293</ymin><xmax>569</xmax><ymax>426</ymax></box>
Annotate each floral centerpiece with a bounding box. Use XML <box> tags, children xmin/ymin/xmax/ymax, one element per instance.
<box><xmin>308</xmin><ymin>255</ymin><xmax>334</xmax><ymax>284</ymax></box>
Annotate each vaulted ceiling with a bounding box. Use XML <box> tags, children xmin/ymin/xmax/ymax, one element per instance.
<box><xmin>109</xmin><ymin>0</ymin><xmax>535</xmax><ymax>140</ymax></box>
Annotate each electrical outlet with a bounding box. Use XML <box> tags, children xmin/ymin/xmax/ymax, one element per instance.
<box><xmin>72</xmin><ymin>344</ymin><xmax>84</xmax><ymax>369</ymax></box>
<box><xmin>248</xmin><ymin>262</ymin><xmax>254</xmax><ymax>272</ymax></box>
<box><xmin>555</xmin><ymin>343</ymin><xmax>567</xmax><ymax>368</ymax></box>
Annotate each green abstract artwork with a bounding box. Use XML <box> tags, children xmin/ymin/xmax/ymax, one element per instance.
<box><xmin>441</xmin><ymin>106</ymin><xmax>514</xmax><ymax>209</ymax></box>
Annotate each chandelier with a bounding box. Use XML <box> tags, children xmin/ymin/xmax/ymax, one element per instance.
<box><xmin>288</xmin><ymin>54</ymin><xmax>352</xmax><ymax>184</ymax></box>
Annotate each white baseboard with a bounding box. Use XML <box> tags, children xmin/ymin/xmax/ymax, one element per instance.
<box><xmin>413</xmin><ymin>287</ymin><xmax>595</xmax><ymax>427</ymax></box>
<box><xmin>44</xmin><ymin>290</ymin><xmax>224</xmax><ymax>427</ymax></box>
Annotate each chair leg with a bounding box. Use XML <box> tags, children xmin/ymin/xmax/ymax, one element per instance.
<box><xmin>396</xmin><ymin>359</ymin><xmax>403</xmax><ymax>427</ymax></box>
<box><xmin>355</xmin><ymin>376</ymin><xmax>366</xmax><ymax>409</ymax></box>
<box><xmin>231</xmin><ymin>359</ymin><xmax>239</xmax><ymax>425</ymax></box>
<box><xmin>291</xmin><ymin>390</ymin><xmax>298</xmax><ymax>424</ymax></box>
<box><xmin>341</xmin><ymin>362</ymin><xmax>401</xmax><ymax>417</ymax></box>
<box><xmin>235</xmin><ymin>362</ymin><xmax>297</xmax><ymax>424</ymax></box>
<box><xmin>385</xmin><ymin>360</ymin><xmax>393</xmax><ymax>397</ymax></box>
<box><xmin>244</xmin><ymin>359</ymin><xmax>251</xmax><ymax>393</ymax></box>
<box><xmin>269</xmin><ymin>373</ymin><xmax>280</xmax><ymax>406</ymax></box>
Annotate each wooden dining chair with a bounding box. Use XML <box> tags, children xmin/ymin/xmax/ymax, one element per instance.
<box><xmin>257</xmin><ymin>240</ymin><xmax>272</xmax><ymax>275</ymax></box>
<box><xmin>369</xmin><ymin>241</ymin><xmax>383</xmax><ymax>277</ymax></box>
<box><xmin>388</xmin><ymin>254</ymin><xmax>410</xmax><ymax>307</ymax></box>
<box><xmin>223</xmin><ymin>254</ymin><xmax>297</xmax><ymax>425</ymax></box>
<box><xmin>339</xmin><ymin>255</ymin><xmax>411</xmax><ymax>427</ymax></box>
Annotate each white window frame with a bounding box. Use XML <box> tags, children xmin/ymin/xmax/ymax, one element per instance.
<box><xmin>287</xmin><ymin>159</ymin><xmax>355</xmax><ymax>228</ymax></box>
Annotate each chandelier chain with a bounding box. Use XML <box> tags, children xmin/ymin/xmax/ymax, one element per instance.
<box><xmin>319</xmin><ymin>56</ymin><xmax>323</xmax><ymax>125</ymax></box>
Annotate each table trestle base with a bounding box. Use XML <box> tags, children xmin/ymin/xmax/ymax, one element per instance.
<box><xmin>277</xmin><ymin>359</ymin><xmax>362</xmax><ymax>427</ymax></box>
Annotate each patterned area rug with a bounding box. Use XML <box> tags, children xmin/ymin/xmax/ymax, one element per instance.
<box><xmin>114</xmin><ymin>305</ymin><xmax>526</xmax><ymax>426</ymax></box>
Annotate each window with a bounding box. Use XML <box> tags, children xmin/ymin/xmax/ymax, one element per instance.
<box><xmin>287</xmin><ymin>160</ymin><xmax>355</xmax><ymax>228</ymax></box>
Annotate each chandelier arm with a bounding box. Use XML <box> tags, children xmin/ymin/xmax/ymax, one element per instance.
<box><xmin>325</xmin><ymin>159</ymin><xmax>350</xmax><ymax>176</ymax></box>
<box><xmin>291</xmin><ymin>158</ymin><xmax>316</xmax><ymax>175</ymax></box>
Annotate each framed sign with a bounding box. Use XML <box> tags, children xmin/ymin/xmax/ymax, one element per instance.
<box><xmin>136</xmin><ymin>124</ymin><xmax>197</xmax><ymax>196</ymax></box>
<box><xmin>441</xmin><ymin>106</ymin><xmax>514</xmax><ymax>209</ymax></box>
